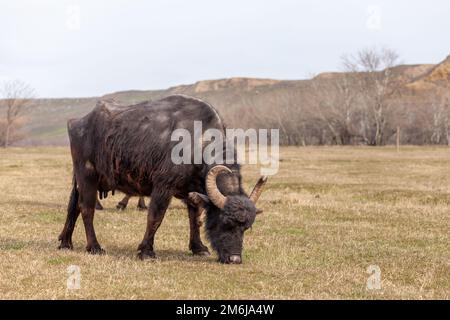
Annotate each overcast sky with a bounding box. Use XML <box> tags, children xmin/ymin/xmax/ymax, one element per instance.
<box><xmin>1</xmin><ymin>0</ymin><xmax>449</xmax><ymax>98</ymax></box>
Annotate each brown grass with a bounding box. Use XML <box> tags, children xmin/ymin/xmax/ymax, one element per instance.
<box><xmin>0</xmin><ymin>146</ymin><xmax>449</xmax><ymax>299</ymax></box>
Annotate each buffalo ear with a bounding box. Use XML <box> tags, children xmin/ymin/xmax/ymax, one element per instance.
<box><xmin>256</xmin><ymin>208</ymin><xmax>263</xmax><ymax>215</ymax></box>
<box><xmin>188</xmin><ymin>192</ymin><xmax>210</xmax><ymax>207</ymax></box>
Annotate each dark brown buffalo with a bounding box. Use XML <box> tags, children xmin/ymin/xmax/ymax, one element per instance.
<box><xmin>58</xmin><ymin>95</ymin><xmax>267</xmax><ymax>264</ymax></box>
<box><xmin>95</xmin><ymin>195</ymin><xmax>147</xmax><ymax>211</ymax></box>
<box><xmin>115</xmin><ymin>195</ymin><xmax>147</xmax><ymax>211</ymax></box>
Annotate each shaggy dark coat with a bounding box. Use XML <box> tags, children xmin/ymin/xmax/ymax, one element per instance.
<box><xmin>58</xmin><ymin>95</ymin><xmax>261</xmax><ymax>263</ymax></box>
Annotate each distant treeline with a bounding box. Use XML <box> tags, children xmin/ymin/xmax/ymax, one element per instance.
<box><xmin>219</xmin><ymin>79</ymin><xmax>450</xmax><ymax>146</ymax></box>
<box><xmin>1</xmin><ymin>48</ymin><xmax>449</xmax><ymax>147</ymax></box>
<box><xmin>216</xmin><ymin>49</ymin><xmax>450</xmax><ymax>146</ymax></box>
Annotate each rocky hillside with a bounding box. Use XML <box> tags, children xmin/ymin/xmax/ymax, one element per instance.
<box><xmin>406</xmin><ymin>56</ymin><xmax>450</xmax><ymax>91</ymax></box>
<box><xmin>14</xmin><ymin>55</ymin><xmax>450</xmax><ymax>146</ymax></box>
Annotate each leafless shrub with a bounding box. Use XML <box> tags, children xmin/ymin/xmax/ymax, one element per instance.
<box><xmin>341</xmin><ymin>47</ymin><xmax>402</xmax><ymax>145</ymax></box>
<box><xmin>0</xmin><ymin>80</ymin><xmax>36</xmax><ymax>147</ymax></box>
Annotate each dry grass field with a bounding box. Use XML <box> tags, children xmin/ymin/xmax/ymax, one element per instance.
<box><xmin>0</xmin><ymin>146</ymin><xmax>449</xmax><ymax>299</ymax></box>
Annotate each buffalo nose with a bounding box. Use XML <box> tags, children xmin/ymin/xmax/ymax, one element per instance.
<box><xmin>229</xmin><ymin>255</ymin><xmax>242</xmax><ymax>264</ymax></box>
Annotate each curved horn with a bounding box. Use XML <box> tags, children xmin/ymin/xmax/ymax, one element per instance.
<box><xmin>249</xmin><ymin>176</ymin><xmax>268</xmax><ymax>204</ymax></box>
<box><xmin>205</xmin><ymin>165</ymin><xmax>232</xmax><ymax>209</ymax></box>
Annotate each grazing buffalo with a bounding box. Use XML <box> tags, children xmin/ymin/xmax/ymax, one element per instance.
<box><xmin>58</xmin><ymin>95</ymin><xmax>267</xmax><ymax>264</ymax></box>
<box><xmin>115</xmin><ymin>195</ymin><xmax>147</xmax><ymax>211</ymax></box>
<box><xmin>95</xmin><ymin>195</ymin><xmax>147</xmax><ymax>211</ymax></box>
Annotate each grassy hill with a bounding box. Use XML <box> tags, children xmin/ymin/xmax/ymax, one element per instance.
<box><xmin>14</xmin><ymin>55</ymin><xmax>450</xmax><ymax>146</ymax></box>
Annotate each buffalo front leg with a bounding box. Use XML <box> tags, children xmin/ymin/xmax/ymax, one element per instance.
<box><xmin>188</xmin><ymin>204</ymin><xmax>210</xmax><ymax>256</ymax></box>
<box><xmin>116</xmin><ymin>194</ymin><xmax>131</xmax><ymax>210</ymax></box>
<box><xmin>137</xmin><ymin>192</ymin><xmax>171</xmax><ymax>260</ymax></box>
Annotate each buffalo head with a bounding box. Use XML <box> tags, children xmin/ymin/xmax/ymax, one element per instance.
<box><xmin>189</xmin><ymin>165</ymin><xmax>267</xmax><ymax>264</ymax></box>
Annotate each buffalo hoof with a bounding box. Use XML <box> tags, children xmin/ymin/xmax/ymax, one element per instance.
<box><xmin>58</xmin><ymin>234</ymin><xmax>73</xmax><ymax>250</ymax></box>
<box><xmin>137</xmin><ymin>206</ymin><xmax>148</xmax><ymax>212</ymax></box>
<box><xmin>190</xmin><ymin>243</ymin><xmax>210</xmax><ymax>256</ymax></box>
<box><xmin>116</xmin><ymin>203</ymin><xmax>126</xmax><ymax>210</ymax></box>
<box><xmin>87</xmin><ymin>245</ymin><xmax>105</xmax><ymax>255</ymax></box>
<box><xmin>193</xmin><ymin>250</ymin><xmax>210</xmax><ymax>256</ymax></box>
<box><xmin>138</xmin><ymin>250</ymin><xmax>156</xmax><ymax>260</ymax></box>
<box><xmin>58</xmin><ymin>241</ymin><xmax>73</xmax><ymax>250</ymax></box>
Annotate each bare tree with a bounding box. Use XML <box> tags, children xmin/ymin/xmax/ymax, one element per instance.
<box><xmin>309</xmin><ymin>73</ymin><xmax>360</xmax><ymax>145</ymax></box>
<box><xmin>431</xmin><ymin>101</ymin><xmax>444</xmax><ymax>144</ymax></box>
<box><xmin>0</xmin><ymin>80</ymin><xmax>36</xmax><ymax>147</ymax></box>
<box><xmin>231</xmin><ymin>88</ymin><xmax>310</xmax><ymax>146</ymax></box>
<box><xmin>429</xmin><ymin>89</ymin><xmax>450</xmax><ymax>145</ymax></box>
<box><xmin>342</xmin><ymin>47</ymin><xmax>401</xmax><ymax>145</ymax></box>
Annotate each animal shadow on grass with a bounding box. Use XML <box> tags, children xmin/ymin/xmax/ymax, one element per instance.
<box><xmin>0</xmin><ymin>237</ymin><xmax>54</xmax><ymax>252</ymax></box>
<box><xmin>1</xmin><ymin>199</ymin><xmax>65</xmax><ymax>210</ymax></box>
<box><xmin>101</xmin><ymin>245</ymin><xmax>217</xmax><ymax>264</ymax></box>
<box><xmin>1</xmin><ymin>233</ymin><xmax>214</xmax><ymax>264</ymax></box>
<box><xmin>0</xmin><ymin>238</ymin><xmax>28</xmax><ymax>251</ymax></box>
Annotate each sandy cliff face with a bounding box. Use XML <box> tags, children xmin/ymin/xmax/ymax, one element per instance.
<box><xmin>406</xmin><ymin>56</ymin><xmax>450</xmax><ymax>91</ymax></box>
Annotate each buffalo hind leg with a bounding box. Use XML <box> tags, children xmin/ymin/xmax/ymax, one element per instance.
<box><xmin>137</xmin><ymin>197</ymin><xmax>147</xmax><ymax>211</ymax></box>
<box><xmin>58</xmin><ymin>177</ymin><xmax>81</xmax><ymax>250</ymax></box>
<box><xmin>95</xmin><ymin>196</ymin><xmax>104</xmax><ymax>210</ymax></box>
<box><xmin>137</xmin><ymin>192</ymin><xmax>171</xmax><ymax>260</ymax></box>
<box><xmin>79</xmin><ymin>183</ymin><xmax>104</xmax><ymax>254</ymax></box>
<box><xmin>188</xmin><ymin>204</ymin><xmax>210</xmax><ymax>256</ymax></box>
<box><xmin>116</xmin><ymin>194</ymin><xmax>131</xmax><ymax>210</ymax></box>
